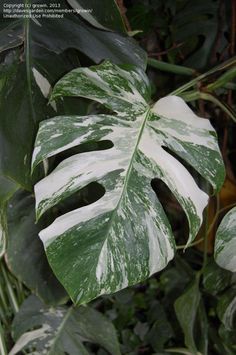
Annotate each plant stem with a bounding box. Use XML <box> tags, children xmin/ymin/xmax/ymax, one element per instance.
<box><xmin>176</xmin><ymin>238</ymin><xmax>204</xmax><ymax>250</ymax></box>
<box><xmin>202</xmin><ymin>211</ymin><xmax>210</xmax><ymax>271</ymax></box>
<box><xmin>24</xmin><ymin>0</ymin><xmax>36</xmax><ymax>125</ymax></box>
<box><xmin>0</xmin><ymin>280</ymin><xmax>8</xmax><ymax>314</ymax></box>
<box><xmin>177</xmin><ymin>202</ymin><xmax>236</xmax><ymax>251</ymax></box>
<box><xmin>207</xmin><ymin>67</ymin><xmax>236</xmax><ymax>91</ymax></box>
<box><xmin>0</xmin><ymin>262</ymin><xmax>19</xmax><ymax>314</ymax></box>
<box><xmin>165</xmin><ymin>348</ymin><xmax>202</xmax><ymax>355</ymax></box>
<box><xmin>0</xmin><ymin>322</ymin><xmax>7</xmax><ymax>355</ymax></box>
<box><xmin>207</xmin><ymin>201</ymin><xmax>236</xmax><ymax>235</ymax></box>
<box><xmin>180</xmin><ymin>91</ymin><xmax>236</xmax><ymax>123</ymax></box>
<box><xmin>116</xmin><ymin>0</ymin><xmax>131</xmax><ymax>32</ymax></box>
<box><xmin>170</xmin><ymin>56</ymin><xmax>236</xmax><ymax>95</ymax></box>
<box><xmin>147</xmin><ymin>58</ymin><xmax>196</xmax><ymax>76</ymax></box>
<box><xmin>14</xmin><ymin>278</ymin><xmax>26</xmax><ymax>304</ymax></box>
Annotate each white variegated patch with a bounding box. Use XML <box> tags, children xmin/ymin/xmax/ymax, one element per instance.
<box><xmin>32</xmin><ymin>61</ymin><xmax>225</xmax><ymax>304</ymax></box>
<box><xmin>32</xmin><ymin>68</ymin><xmax>56</xmax><ymax>110</ymax></box>
<box><xmin>9</xmin><ymin>325</ymin><xmax>51</xmax><ymax>355</ymax></box>
<box><xmin>0</xmin><ymin>223</ymin><xmax>5</xmax><ymax>258</ymax></box>
<box><xmin>152</xmin><ymin>96</ymin><xmax>217</xmax><ymax>149</ymax></box>
<box><xmin>33</xmin><ymin>68</ymin><xmax>51</xmax><ymax>98</ymax></box>
<box><xmin>214</xmin><ymin>207</ymin><xmax>236</xmax><ymax>272</ymax></box>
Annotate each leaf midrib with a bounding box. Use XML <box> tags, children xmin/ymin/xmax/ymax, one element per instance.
<box><xmin>48</xmin><ymin>306</ymin><xmax>81</xmax><ymax>355</ymax></box>
<box><xmin>114</xmin><ymin>108</ymin><xmax>150</xmax><ymax>211</ymax></box>
<box><xmin>95</xmin><ymin>107</ymin><xmax>151</xmax><ymax>281</ymax></box>
<box><xmin>24</xmin><ymin>0</ymin><xmax>36</xmax><ymax>125</ymax></box>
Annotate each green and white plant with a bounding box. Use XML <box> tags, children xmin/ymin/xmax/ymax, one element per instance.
<box><xmin>32</xmin><ymin>60</ymin><xmax>225</xmax><ymax>305</ymax></box>
<box><xmin>215</xmin><ymin>207</ymin><xmax>236</xmax><ymax>272</ymax></box>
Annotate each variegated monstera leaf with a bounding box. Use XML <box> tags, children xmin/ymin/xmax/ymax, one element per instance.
<box><xmin>214</xmin><ymin>207</ymin><xmax>236</xmax><ymax>272</ymax></box>
<box><xmin>32</xmin><ymin>61</ymin><xmax>225</xmax><ymax>304</ymax></box>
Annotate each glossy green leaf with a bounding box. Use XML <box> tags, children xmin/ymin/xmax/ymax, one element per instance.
<box><xmin>33</xmin><ymin>15</ymin><xmax>146</xmax><ymax>70</ymax></box>
<box><xmin>67</xmin><ymin>0</ymin><xmax>126</xmax><ymax>32</ymax></box>
<box><xmin>214</xmin><ymin>207</ymin><xmax>236</xmax><ymax>272</ymax></box>
<box><xmin>0</xmin><ymin>20</ymin><xmax>23</xmax><ymax>53</ymax></box>
<box><xmin>0</xmin><ymin>48</ymin><xmax>54</xmax><ymax>190</ymax></box>
<box><xmin>217</xmin><ymin>289</ymin><xmax>236</xmax><ymax>330</ymax></box>
<box><xmin>33</xmin><ymin>61</ymin><xmax>224</xmax><ymax>304</ymax></box>
<box><xmin>174</xmin><ymin>276</ymin><xmax>201</xmax><ymax>354</ymax></box>
<box><xmin>0</xmin><ymin>14</ymin><xmax>145</xmax><ymax>70</ymax></box>
<box><xmin>10</xmin><ymin>295</ymin><xmax>121</xmax><ymax>355</ymax></box>
<box><xmin>6</xmin><ymin>191</ymin><xmax>67</xmax><ymax>305</ymax></box>
<box><xmin>0</xmin><ymin>1</ymin><xmax>145</xmax><ymax>69</ymax></box>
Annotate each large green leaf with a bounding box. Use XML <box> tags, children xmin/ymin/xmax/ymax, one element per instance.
<box><xmin>32</xmin><ymin>60</ymin><xmax>224</xmax><ymax>304</ymax></box>
<box><xmin>214</xmin><ymin>207</ymin><xmax>236</xmax><ymax>272</ymax></box>
<box><xmin>32</xmin><ymin>15</ymin><xmax>146</xmax><ymax>69</ymax></box>
<box><xmin>0</xmin><ymin>20</ymin><xmax>23</xmax><ymax>53</ymax></box>
<box><xmin>10</xmin><ymin>295</ymin><xmax>121</xmax><ymax>355</ymax></box>
<box><xmin>0</xmin><ymin>1</ymin><xmax>146</xmax><ymax>69</ymax></box>
<box><xmin>6</xmin><ymin>190</ymin><xmax>67</xmax><ymax>305</ymax></box>
<box><xmin>0</xmin><ymin>50</ymin><xmax>51</xmax><ymax>190</ymax></box>
<box><xmin>67</xmin><ymin>0</ymin><xmax>126</xmax><ymax>32</ymax></box>
<box><xmin>0</xmin><ymin>34</ymin><xmax>80</xmax><ymax>258</ymax></box>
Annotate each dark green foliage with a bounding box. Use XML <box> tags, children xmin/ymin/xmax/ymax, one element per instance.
<box><xmin>6</xmin><ymin>190</ymin><xmax>67</xmax><ymax>305</ymax></box>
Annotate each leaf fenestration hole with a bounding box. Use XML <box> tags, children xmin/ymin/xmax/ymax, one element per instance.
<box><xmin>48</xmin><ymin>140</ymin><xmax>114</xmax><ymax>173</ymax></box>
<box><xmin>151</xmin><ymin>178</ymin><xmax>188</xmax><ymax>243</ymax></box>
<box><xmin>42</xmin><ymin>182</ymin><xmax>106</xmax><ymax>224</ymax></box>
<box><xmin>162</xmin><ymin>145</ymin><xmax>211</xmax><ymax>194</ymax></box>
